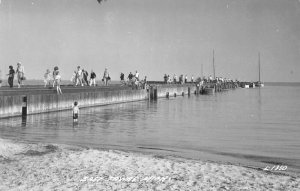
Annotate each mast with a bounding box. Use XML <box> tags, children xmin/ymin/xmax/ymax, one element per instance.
<box><xmin>258</xmin><ymin>52</ymin><xmax>261</xmax><ymax>82</ymax></box>
<box><xmin>213</xmin><ymin>49</ymin><xmax>215</xmax><ymax>79</ymax></box>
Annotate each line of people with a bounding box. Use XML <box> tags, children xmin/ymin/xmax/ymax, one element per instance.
<box><xmin>69</xmin><ymin>66</ymin><xmax>99</xmax><ymax>87</ymax></box>
<box><xmin>120</xmin><ymin>71</ymin><xmax>147</xmax><ymax>89</ymax></box>
<box><xmin>163</xmin><ymin>74</ymin><xmax>194</xmax><ymax>84</ymax></box>
<box><xmin>0</xmin><ymin>62</ymin><xmax>26</xmax><ymax>88</ymax></box>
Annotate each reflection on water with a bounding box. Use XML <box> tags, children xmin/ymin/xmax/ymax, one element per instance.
<box><xmin>21</xmin><ymin>116</ymin><xmax>27</xmax><ymax>127</ymax></box>
<box><xmin>0</xmin><ymin>86</ymin><xmax>300</xmax><ymax>174</ymax></box>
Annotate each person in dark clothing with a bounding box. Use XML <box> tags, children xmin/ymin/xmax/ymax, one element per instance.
<box><xmin>90</xmin><ymin>70</ymin><xmax>96</xmax><ymax>86</ymax></box>
<box><xmin>128</xmin><ymin>72</ymin><xmax>133</xmax><ymax>80</ymax></box>
<box><xmin>7</xmin><ymin>65</ymin><xmax>15</xmax><ymax>88</ymax></box>
<box><xmin>164</xmin><ymin>74</ymin><xmax>168</xmax><ymax>83</ymax></box>
<box><xmin>82</xmin><ymin>69</ymin><xmax>89</xmax><ymax>86</ymax></box>
<box><xmin>120</xmin><ymin>73</ymin><xmax>125</xmax><ymax>81</ymax></box>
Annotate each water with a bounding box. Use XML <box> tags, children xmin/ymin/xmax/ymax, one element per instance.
<box><xmin>1</xmin><ymin>86</ymin><xmax>300</xmax><ymax>174</ymax></box>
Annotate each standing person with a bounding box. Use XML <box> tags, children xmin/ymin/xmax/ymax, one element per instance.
<box><xmin>128</xmin><ymin>72</ymin><xmax>133</xmax><ymax>81</ymax></box>
<box><xmin>173</xmin><ymin>74</ymin><xmax>177</xmax><ymax>84</ymax></box>
<box><xmin>120</xmin><ymin>72</ymin><xmax>125</xmax><ymax>85</ymax></box>
<box><xmin>70</xmin><ymin>71</ymin><xmax>77</xmax><ymax>86</ymax></box>
<box><xmin>44</xmin><ymin>69</ymin><xmax>52</xmax><ymax>87</ymax></box>
<box><xmin>82</xmin><ymin>69</ymin><xmax>89</xmax><ymax>86</ymax></box>
<box><xmin>16</xmin><ymin>62</ymin><xmax>25</xmax><ymax>88</ymax></box>
<box><xmin>55</xmin><ymin>71</ymin><xmax>62</xmax><ymax>95</ymax></box>
<box><xmin>75</xmin><ymin>66</ymin><xmax>83</xmax><ymax>86</ymax></box>
<box><xmin>167</xmin><ymin>75</ymin><xmax>171</xmax><ymax>84</ymax></box>
<box><xmin>72</xmin><ymin>101</ymin><xmax>79</xmax><ymax>122</ymax></box>
<box><xmin>7</xmin><ymin>65</ymin><xmax>15</xmax><ymax>88</ymax></box>
<box><xmin>164</xmin><ymin>74</ymin><xmax>168</xmax><ymax>83</ymax></box>
<box><xmin>52</xmin><ymin>66</ymin><xmax>59</xmax><ymax>87</ymax></box>
<box><xmin>90</xmin><ymin>70</ymin><xmax>96</xmax><ymax>86</ymax></box>
<box><xmin>103</xmin><ymin>68</ymin><xmax>109</xmax><ymax>86</ymax></box>
<box><xmin>184</xmin><ymin>75</ymin><xmax>188</xmax><ymax>83</ymax></box>
<box><xmin>135</xmin><ymin>70</ymin><xmax>139</xmax><ymax>81</ymax></box>
<box><xmin>120</xmin><ymin>72</ymin><xmax>124</xmax><ymax>81</ymax></box>
<box><xmin>143</xmin><ymin>76</ymin><xmax>147</xmax><ymax>89</ymax></box>
<box><xmin>209</xmin><ymin>75</ymin><xmax>213</xmax><ymax>82</ymax></box>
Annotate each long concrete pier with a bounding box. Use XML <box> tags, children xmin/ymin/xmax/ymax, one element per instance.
<box><xmin>0</xmin><ymin>82</ymin><xmax>236</xmax><ymax>119</ymax></box>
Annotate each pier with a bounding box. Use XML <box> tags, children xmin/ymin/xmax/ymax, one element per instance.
<box><xmin>0</xmin><ymin>82</ymin><xmax>237</xmax><ymax>118</ymax></box>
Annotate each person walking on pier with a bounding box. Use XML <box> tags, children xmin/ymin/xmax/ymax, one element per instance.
<box><xmin>54</xmin><ymin>71</ymin><xmax>62</xmax><ymax>95</ymax></box>
<box><xmin>135</xmin><ymin>70</ymin><xmax>139</xmax><ymax>81</ymax></box>
<box><xmin>75</xmin><ymin>66</ymin><xmax>84</xmax><ymax>86</ymax></box>
<box><xmin>7</xmin><ymin>65</ymin><xmax>15</xmax><ymax>88</ymax></box>
<box><xmin>44</xmin><ymin>69</ymin><xmax>52</xmax><ymax>87</ymax></box>
<box><xmin>173</xmin><ymin>74</ymin><xmax>177</xmax><ymax>84</ymax></box>
<box><xmin>164</xmin><ymin>74</ymin><xmax>168</xmax><ymax>83</ymax></box>
<box><xmin>143</xmin><ymin>76</ymin><xmax>147</xmax><ymax>89</ymax></box>
<box><xmin>103</xmin><ymin>68</ymin><xmax>110</xmax><ymax>86</ymax></box>
<box><xmin>90</xmin><ymin>70</ymin><xmax>96</xmax><ymax>86</ymax></box>
<box><xmin>82</xmin><ymin>69</ymin><xmax>89</xmax><ymax>86</ymax></box>
<box><xmin>128</xmin><ymin>72</ymin><xmax>133</xmax><ymax>81</ymax></box>
<box><xmin>16</xmin><ymin>62</ymin><xmax>25</xmax><ymax>88</ymax></box>
<box><xmin>72</xmin><ymin>101</ymin><xmax>79</xmax><ymax>122</ymax></box>
<box><xmin>52</xmin><ymin>66</ymin><xmax>59</xmax><ymax>87</ymax></box>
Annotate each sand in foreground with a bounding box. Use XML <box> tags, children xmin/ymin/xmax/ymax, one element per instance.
<box><xmin>0</xmin><ymin>138</ymin><xmax>299</xmax><ymax>191</ymax></box>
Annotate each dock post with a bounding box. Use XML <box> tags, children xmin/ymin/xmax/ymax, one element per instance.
<box><xmin>22</xmin><ymin>96</ymin><xmax>27</xmax><ymax>116</ymax></box>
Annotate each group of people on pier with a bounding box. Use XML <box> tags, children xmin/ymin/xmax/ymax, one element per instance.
<box><xmin>68</xmin><ymin>66</ymin><xmax>101</xmax><ymax>87</ymax></box>
<box><xmin>0</xmin><ymin>63</ymin><xmax>26</xmax><ymax>88</ymax></box>
<box><xmin>43</xmin><ymin>66</ymin><xmax>113</xmax><ymax>94</ymax></box>
<box><xmin>163</xmin><ymin>74</ymin><xmax>194</xmax><ymax>84</ymax></box>
<box><xmin>0</xmin><ymin>62</ymin><xmax>238</xmax><ymax>94</ymax></box>
<box><xmin>120</xmin><ymin>71</ymin><xmax>147</xmax><ymax>89</ymax></box>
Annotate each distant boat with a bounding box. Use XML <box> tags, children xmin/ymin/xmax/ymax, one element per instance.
<box><xmin>255</xmin><ymin>52</ymin><xmax>264</xmax><ymax>87</ymax></box>
<box><xmin>203</xmin><ymin>49</ymin><xmax>216</xmax><ymax>94</ymax></box>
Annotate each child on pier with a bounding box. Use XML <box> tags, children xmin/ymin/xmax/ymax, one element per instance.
<box><xmin>55</xmin><ymin>71</ymin><xmax>62</xmax><ymax>95</ymax></box>
<box><xmin>72</xmin><ymin>101</ymin><xmax>79</xmax><ymax>122</ymax></box>
<box><xmin>44</xmin><ymin>69</ymin><xmax>51</xmax><ymax>88</ymax></box>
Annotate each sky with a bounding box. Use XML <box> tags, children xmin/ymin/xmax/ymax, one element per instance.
<box><xmin>0</xmin><ymin>0</ymin><xmax>299</xmax><ymax>82</ymax></box>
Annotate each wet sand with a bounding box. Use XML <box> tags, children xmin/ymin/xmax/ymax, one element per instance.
<box><xmin>0</xmin><ymin>138</ymin><xmax>299</xmax><ymax>191</ymax></box>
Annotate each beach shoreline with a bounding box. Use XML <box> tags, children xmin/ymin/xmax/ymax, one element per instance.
<box><xmin>0</xmin><ymin>138</ymin><xmax>299</xmax><ymax>190</ymax></box>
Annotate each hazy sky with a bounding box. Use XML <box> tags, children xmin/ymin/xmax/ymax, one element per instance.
<box><xmin>0</xmin><ymin>0</ymin><xmax>299</xmax><ymax>82</ymax></box>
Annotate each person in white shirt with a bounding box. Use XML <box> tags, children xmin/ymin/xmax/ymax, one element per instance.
<box><xmin>55</xmin><ymin>71</ymin><xmax>62</xmax><ymax>95</ymax></box>
<box><xmin>16</xmin><ymin>62</ymin><xmax>25</xmax><ymax>88</ymax></box>
<box><xmin>43</xmin><ymin>69</ymin><xmax>51</xmax><ymax>87</ymax></box>
<box><xmin>75</xmin><ymin>66</ymin><xmax>83</xmax><ymax>86</ymax></box>
<box><xmin>135</xmin><ymin>70</ymin><xmax>139</xmax><ymax>81</ymax></box>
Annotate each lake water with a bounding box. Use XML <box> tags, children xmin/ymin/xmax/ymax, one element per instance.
<box><xmin>0</xmin><ymin>86</ymin><xmax>300</xmax><ymax>174</ymax></box>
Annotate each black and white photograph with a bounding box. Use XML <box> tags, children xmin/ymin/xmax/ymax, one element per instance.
<box><xmin>0</xmin><ymin>0</ymin><xmax>299</xmax><ymax>190</ymax></box>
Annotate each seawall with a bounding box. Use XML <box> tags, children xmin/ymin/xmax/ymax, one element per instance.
<box><xmin>0</xmin><ymin>84</ymin><xmax>197</xmax><ymax>119</ymax></box>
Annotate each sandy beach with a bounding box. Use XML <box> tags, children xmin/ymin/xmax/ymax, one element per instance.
<box><xmin>0</xmin><ymin>138</ymin><xmax>299</xmax><ymax>191</ymax></box>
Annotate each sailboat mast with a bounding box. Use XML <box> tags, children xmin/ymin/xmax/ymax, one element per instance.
<box><xmin>213</xmin><ymin>49</ymin><xmax>215</xmax><ymax>79</ymax></box>
<box><xmin>258</xmin><ymin>52</ymin><xmax>261</xmax><ymax>82</ymax></box>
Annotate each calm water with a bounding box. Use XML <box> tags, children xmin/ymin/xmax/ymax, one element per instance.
<box><xmin>1</xmin><ymin>86</ymin><xmax>300</xmax><ymax>174</ymax></box>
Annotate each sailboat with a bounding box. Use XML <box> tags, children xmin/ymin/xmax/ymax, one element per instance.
<box><xmin>255</xmin><ymin>52</ymin><xmax>264</xmax><ymax>87</ymax></box>
<box><xmin>203</xmin><ymin>49</ymin><xmax>216</xmax><ymax>94</ymax></box>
